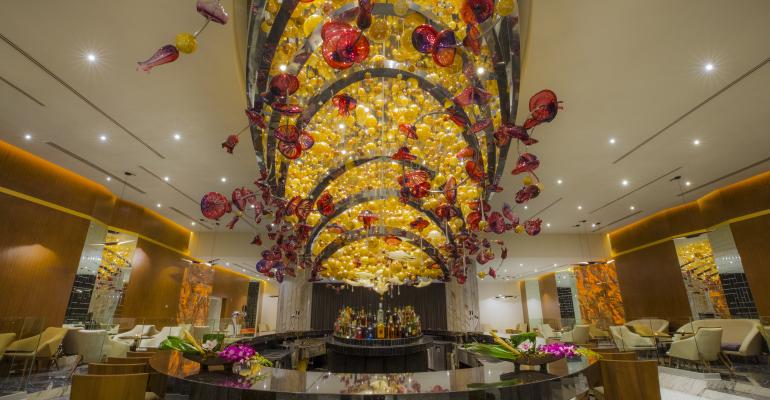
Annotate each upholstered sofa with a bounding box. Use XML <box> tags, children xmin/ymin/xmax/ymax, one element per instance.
<box><xmin>113</xmin><ymin>325</ymin><xmax>160</xmax><ymax>344</ymax></box>
<box><xmin>674</xmin><ymin>319</ymin><xmax>763</xmax><ymax>358</ymax></box>
<box><xmin>626</xmin><ymin>319</ymin><xmax>669</xmax><ymax>335</ymax></box>
<box><xmin>609</xmin><ymin>325</ymin><xmax>655</xmax><ymax>352</ymax></box>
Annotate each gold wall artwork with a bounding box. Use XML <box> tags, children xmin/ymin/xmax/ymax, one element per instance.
<box><xmin>177</xmin><ymin>263</ymin><xmax>214</xmax><ymax>325</ymax></box>
<box><xmin>574</xmin><ymin>263</ymin><xmax>626</xmax><ymax>326</ymax></box>
<box><xmin>674</xmin><ymin>237</ymin><xmax>730</xmax><ymax>318</ymax></box>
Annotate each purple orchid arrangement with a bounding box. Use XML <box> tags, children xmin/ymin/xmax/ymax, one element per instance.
<box><xmin>218</xmin><ymin>344</ymin><xmax>256</xmax><ymax>363</ymax></box>
<box><xmin>538</xmin><ymin>342</ymin><xmax>578</xmax><ymax>358</ymax></box>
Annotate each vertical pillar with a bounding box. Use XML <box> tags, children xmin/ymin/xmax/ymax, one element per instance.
<box><xmin>275</xmin><ymin>269</ymin><xmax>312</xmax><ymax>332</ymax></box>
<box><xmin>445</xmin><ymin>270</ymin><xmax>480</xmax><ymax>331</ymax></box>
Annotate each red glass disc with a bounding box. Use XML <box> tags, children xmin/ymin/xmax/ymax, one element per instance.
<box><xmin>432</xmin><ymin>30</ymin><xmax>457</xmax><ymax>67</ymax></box>
<box><xmin>295</xmin><ymin>199</ymin><xmax>313</xmax><ymax>221</ymax></box>
<box><xmin>392</xmin><ymin>146</ymin><xmax>417</xmax><ymax>161</ymax></box>
<box><xmin>469</xmin><ymin>118</ymin><xmax>492</xmax><ymax>134</ymax></box>
<box><xmin>460</xmin><ymin>0</ymin><xmax>494</xmax><ymax>24</ymax></box>
<box><xmin>275</xmin><ymin>125</ymin><xmax>300</xmax><ymax>143</ymax></box>
<box><xmin>272</xmin><ymin>102</ymin><xmax>304</xmax><ymax>116</ymax></box>
<box><xmin>269</xmin><ymin>73</ymin><xmax>300</xmax><ymax>96</ymax></box>
<box><xmin>465</xmin><ymin>160</ymin><xmax>486</xmax><ymax>182</ymax></box>
<box><xmin>411</xmin><ymin>24</ymin><xmax>438</xmax><ymax>54</ymax></box>
<box><xmin>398</xmin><ymin>123</ymin><xmax>417</xmax><ymax>139</ymax></box>
<box><xmin>316</xmin><ymin>191</ymin><xmax>335</xmax><ymax>216</ymax></box>
<box><xmin>278</xmin><ymin>140</ymin><xmax>302</xmax><ymax>159</ymax></box>
<box><xmin>443</xmin><ymin>176</ymin><xmax>458</xmax><ymax>204</ymax></box>
<box><xmin>200</xmin><ymin>192</ymin><xmax>230</xmax><ymax>220</ymax></box>
<box><xmin>231</xmin><ymin>187</ymin><xmax>256</xmax><ymax>211</ymax></box>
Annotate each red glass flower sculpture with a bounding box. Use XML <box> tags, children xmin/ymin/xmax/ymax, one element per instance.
<box><xmin>455</xmin><ymin>147</ymin><xmax>475</xmax><ymax>159</ymax></box>
<box><xmin>384</xmin><ymin>235</ymin><xmax>402</xmax><ymax>246</ymax></box>
<box><xmin>275</xmin><ymin>125</ymin><xmax>300</xmax><ymax>143</ymax></box>
<box><xmin>435</xmin><ymin>202</ymin><xmax>460</xmax><ymax>220</ymax></box>
<box><xmin>454</xmin><ymin>86</ymin><xmax>492</xmax><ymax>107</ymax></box>
<box><xmin>525</xmin><ymin>218</ymin><xmax>543</xmax><ymax>236</ymax></box>
<box><xmin>358</xmin><ymin>210</ymin><xmax>378</xmax><ymax>229</ymax></box>
<box><xmin>466</xmin><ymin>211</ymin><xmax>482</xmax><ymax>231</ymax></box>
<box><xmin>200</xmin><ymin>192</ymin><xmax>231</xmax><ymax>220</ymax></box>
<box><xmin>245</xmin><ymin>107</ymin><xmax>266</xmax><ymax>129</ymax></box>
<box><xmin>515</xmin><ymin>184</ymin><xmax>541</xmax><ymax>203</ymax></box>
<box><xmin>411</xmin><ymin>24</ymin><xmax>438</xmax><ymax>54</ymax></box>
<box><xmin>269</xmin><ymin>73</ymin><xmax>300</xmax><ymax>97</ymax></box>
<box><xmin>460</xmin><ymin>0</ymin><xmax>494</xmax><ymax>24</ymax></box>
<box><xmin>231</xmin><ymin>187</ymin><xmax>257</xmax><ymax>211</ymax></box>
<box><xmin>502</xmin><ymin>202</ymin><xmax>519</xmax><ymax>226</ymax></box>
<box><xmin>221</xmin><ymin>134</ymin><xmax>239</xmax><ymax>154</ymax></box>
<box><xmin>392</xmin><ymin>146</ymin><xmax>417</xmax><ymax>161</ymax></box>
<box><xmin>511</xmin><ymin>153</ymin><xmax>540</xmax><ymax>175</ymax></box>
<box><xmin>433</xmin><ymin>29</ymin><xmax>458</xmax><ymax>67</ymax></box>
<box><xmin>271</xmin><ymin>102</ymin><xmax>304</xmax><ymax>116</ymax></box>
<box><xmin>316</xmin><ymin>191</ymin><xmax>335</xmax><ymax>216</ymax></box>
<box><xmin>356</xmin><ymin>0</ymin><xmax>373</xmax><ymax>30</ymax></box>
<box><xmin>469</xmin><ymin>118</ymin><xmax>492</xmax><ymax>134</ymax></box>
<box><xmin>322</xmin><ymin>21</ymin><xmax>370</xmax><ymax>70</ymax></box>
<box><xmin>398</xmin><ymin>123</ymin><xmax>417</xmax><ymax>139</ymax></box>
<box><xmin>465</xmin><ymin>160</ymin><xmax>486</xmax><ymax>182</ymax></box>
<box><xmin>410</xmin><ymin>217</ymin><xmax>430</xmax><ymax>230</ymax></box>
<box><xmin>488</xmin><ymin>211</ymin><xmax>506</xmax><ymax>234</ymax></box>
<box><xmin>443</xmin><ymin>176</ymin><xmax>458</xmax><ymax>204</ymax></box>
<box><xmin>332</xmin><ymin>93</ymin><xmax>357</xmax><ymax>116</ymax></box>
<box><xmin>463</xmin><ymin>24</ymin><xmax>482</xmax><ymax>55</ymax></box>
<box><xmin>295</xmin><ymin>199</ymin><xmax>313</xmax><ymax>221</ymax></box>
<box><xmin>524</xmin><ymin>90</ymin><xmax>561</xmax><ymax>129</ymax></box>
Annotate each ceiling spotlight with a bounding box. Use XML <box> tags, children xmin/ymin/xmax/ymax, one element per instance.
<box><xmin>279</xmin><ymin>64</ymin><xmax>287</xmax><ymax>72</ymax></box>
<box><xmin>156</xmin><ymin>203</ymin><xmax>162</xmax><ymax>208</ymax></box>
<box><xmin>591</xmin><ymin>223</ymin><xmax>596</xmax><ymax>227</ymax></box>
<box><xmin>519</xmin><ymin>263</ymin><xmax>524</xmax><ymax>267</ymax></box>
<box><xmin>629</xmin><ymin>205</ymin><xmax>635</xmax><ymax>210</ymax></box>
<box><xmin>220</xmin><ymin>177</ymin><xmax>227</xmax><ymax>183</ymax></box>
<box><xmin>556</xmin><ymin>179</ymin><xmax>563</xmax><ymax>185</ymax></box>
<box><xmin>577</xmin><ymin>205</ymin><xmax>583</xmax><ymax>210</ymax></box>
<box><xmin>106</xmin><ymin>176</ymin><xmax>112</xmax><ymax>182</ymax></box>
<box><xmin>173</xmin><ymin>133</ymin><xmax>181</xmax><ymax>141</ymax></box>
<box><xmin>704</xmin><ymin>63</ymin><xmax>715</xmax><ymax>72</ymax></box>
<box><xmin>546</xmin><ymin>223</ymin><xmax>551</xmax><ymax>227</ymax></box>
<box><xmin>99</xmin><ymin>134</ymin><xmax>107</xmax><ymax>142</ymax></box>
<box><xmin>338</xmin><ymin>123</ymin><xmax>345</xmax><ymax>129</ymax></box>
<box><xmin>86</xmin><ymin>52</ymin><xmax>97</xmax><ymax>63</ymax></box>
<box><xmin>609</xmin><ymin>138</ymin><xmax>616</xmax><ymax>144</ymax></box>
<box><xmin>523</xmin><ymin>205</ymin><xmax>528</xmax><ymax>210</ymax></box>
<box><xmin>24</xmin><ymin>133</ymin><xmax>32</xmax><ymax>140</ymax></box>
<box><xmin>163</xmin><ymin>176</ymin><xmax>170</xmax><ymax>182</ymax></box>
<box><xmin>693</xmin><ymin>139</ymin><xmax>701</xmax><ymax>146</ymax></box>
<box><xmin>476</xmin><ymin>66</ymin><xmax>485</xmax><ymax>75</ymax></box>
<box><xmin>553</xmin><ymin>263</ymin><xmax>557</xmax><ymax>267</ymax></box>
<box><xmin>191</xmin><ymin>222</ymin><xmax>196</xmax><ymax>226</ymax></box>
<box><xmin>685</xmin><ymin>181</ymin><xmax>692</xmax><ymax>186</ymax></box>
<box><xmin>533</xmin><ymin>268</ymin><xmax>538</xmax><ymax>272</ymax></box>
<box><xmin>621</xmin><ymin>179</ymin><xmax>629</xmax><ymax>186</ymax></box>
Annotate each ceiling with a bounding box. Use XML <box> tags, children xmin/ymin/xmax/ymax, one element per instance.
<box><xmin>2</xmin><ymin>1</ymin><xmax>770</xmax><ymax>278</ymax></box>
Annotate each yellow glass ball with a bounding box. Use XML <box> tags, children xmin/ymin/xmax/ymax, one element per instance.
<box><xmin>369</xmin><ymin>19</ymin><xmax>388</xmax><ymax>42</ymax></box>
<box><xmin>478</xmin><ymin>220</ymin><xmax>489</xmax><ymax>231</ymax></box>
<box><xmin>522</xmin><ymin>176</ymin><xmax>533</xmax><ymax>185</ymax></box>
<box><xmin>175</xmin><ymin>33</ymin><xmax>197</xmax><ymax>54</ymax></box>
<box><xmin>393</xmin><ymin>0</ymin><xmax>409</xmax><ymax>16</ymax></box>
<box><xmin>477</xmin><ymin>271</ymin><xmax>487</xmax><ymax>279</ymax></box>
<box><xmin>303</xmin><ymin>14</ymin><xmax>324</xmax><ymax>36</ymax></box>
<box><xmin>514</xmin><ymin>225</ymin><xmax>525</xmax><ymax>233</ymax></box>
<box><xmin>497</xmin><ymin>0</ymin><xmax>516</xmax><ymax>16</ymax></box>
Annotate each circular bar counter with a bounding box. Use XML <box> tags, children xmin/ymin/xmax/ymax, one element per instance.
<box><xmin>325</xmin><ymin>336</ymin><xmax>432</xmax><ymax>373</ymax></box>
<box><xmin>149</xmin><ymin>332</ymin><xmax>599</xmax><ymax>400</ymax></box>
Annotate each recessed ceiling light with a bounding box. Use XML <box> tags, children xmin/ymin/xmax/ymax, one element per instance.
<box><xmin>629</xmin><ymin>205</ymin><xmax>635</xmax><ymax>210</ymax></box>
<box><xmin>173</xmin><ymin>133</ymin><xmax>181</xmax><ymax>141</ymax></box>
<box><xmin>191</xmin><ymin>221</ymin><xmax>196</xmax><ymax>226</ymax></box>
<box><xmin>553</xmin><ymin>263</ymin><xmax>557</xmax><ymax>267</ymax></box>
<box><xmin>577</xmin><ymin>205</ymin><xmax>583</xmax><ymax>210</ymax></box>
<box><xmin>106</xmin><ymin>176</ymin><xmax>111</xmax><ymax>182</ymax></box>
<box><xmin>156</xmin><ymin>203</ymin><xmax>162</xmax><ymax>208</ymax></box>
<box><xmin>86</xmin><ymin>52</ymin><xmax>97</xmax><ymax>63</ymax></box>
<box><xmin>99</xmin><ymin>134</ymin><xmax>107</xmax><ymax>142</ymax></box>
<box><xmin>163</xmin><ymin>176</ymin><xmax>170</xmax><ymax>182</ymax></box>
<box><xmin>704</xmin><ymin>63</ymin><xmax>715</xmax><ymax>72</ymax></box>
<box><xmin>24</xmin><ymin>133</ymin><xmax>32</xmax><ymax>140</ymax></box>
<box><xmin>556</xmin><ymin>179</ymin><xmax>563</xmax><ymax>185</ymax></box>
<box><xmin>546</xmin><ymin>223</ymin><xmax>551</xmax><ymax>227</ymax></box>
<box><xmin>476</xmin><ymin>66</ymin><xmax>485</xmax><ymax>75</ymax></box>
<box><xmin>693</xmin><ymin>139</ymin><xmax>701</xmax><ymax>146</ymax></box>
<box><xmin>338</xmin><ymin>123</ymin><xmax>345</xmax><ymax>129</ymax></box>
<box><xmin>591</xmin><ymin>223</ymin><xmax>596</xmax><ymax>227</ymax></box>
<box><xmin>225</xmin><ymin>262</ymin><xmax>230</xmax><ymax>266</ymax></box>
<box><xmin>519</xmin><ymin>263</ymin><xmax>523</xmax><ymax>267</ymax></box>
<box><xmin>685</xmin><ymin>181</ymin><xmax>692</xmax><ymax>186</ymax></box>
<box><xmin>609</xmin><ymin>138</ymin><xmax>616</xmax><ymax>144</ymax></box>
<box><xmin>242</xmin><ymin>269</ymin><xmax>246</xmax><ymax>272</ymax></box>
<box><xmin>523</xmin><ymin>205</ymin><xmax>528</xmax><ymax>210</ymax></box>
<box><xmin>533</xmin><ymin>268</ymin><xmax>538</xmax><ymax>272</ymax></box>
<box><xmin>220</xmin><ymin>177</ymin><xmax>227</xmax><ymax>183</ymax></box>
<box><xmin>279</xmin><ymin>64</ymin><xmax>287</xmax><ymax>72</ymax></box>
<box><xmin>621</xmin><ymin>179</ymin><xmax>629</xmax><ymax>186</ymax></box>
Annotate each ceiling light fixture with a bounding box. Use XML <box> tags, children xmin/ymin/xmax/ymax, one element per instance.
<box><xmin>577</xmin><ymin>205</ymin><xmax>583</xmax><ymax>210</ymax></box>
<box><xmin>556</xmin><ymin>179</ymin><xmax>563</xmax><ymax>185</ymax></box>
<box><xmin>546</xmin><ymin>223</ymin><xmax>551</xmax><ymax>227</ymax></box>
<box><xmin>523</xmin><ymin>205</ymin><xmax>528</xmax><ymax>210</ymax></box>
<box><xmin>156</xmin><ymin>203</ymin><xmax>162</xmax><ymax>208</ymax></box>
<box><xmin>163</xmin><ymin>176</ymin><xmax>170</xmax><ymax>182</ymax></box>
<box><xmin>86</xmin><ymin>52</ymin><xmax>97</xmax><ymax>63</ymax></box>
<box><xmin>476</xmin><ymin>66</ymin><xmax>485</xmax><ymax>75</ymax></box>
<box><xmin>279</xmin><ymin>64</ymin><xmax>287</xmax><ymax>72</ymax></box>
<box><xmin>106</xmin><ymin>176</ymin><xmax>111</xmax><ymax>182</ymax></box>
<box><xmin>220</xmin><ymin>177</ymin><xmax>227</xmax><ymax>183</ymax></box>
<box><xmin>629</xmin><ymin>205</ymin><xmax>635</xmax><ymax>210</ymax></box>
<box><xmin>191</xmin><ymin>222</ymin><xmax>196</xmax><ymax>226</ymax></box>
<box><xmin>609</xmin><ymin>138</ymin><xmax>616</xmax><ymax>144</ymax></box>
<box><xmin>621</xmin><ymin>179</ymin><xmax>629</xmax><ymax>186</ymax></box>
<box><xmin>99</xmin><ymin>134</ymin><xmax>107</xmax><ymax>142</ymax></box>
<box><xmin>685</xmin><ymin>181</ymin><xmax>692</xmax><ymax>186</ymax></box>
<box><xmin>704</xmin><ymin>63</ymin><xmax>715</xmax><ymax>72</ymax></box>
<box><xmin>693</xmin><ymin>139</ymin><xmax>701</xmax><ymax>146</ymax></box>
<box><xmin>173</xmin><ymin>133</ymin><xmax>181</xmax><ymax>140</ymax></box>
<box><xmin>24</xmin><ymin>134</ymin><xmax>32</xmax><ymax>140</ymax></box>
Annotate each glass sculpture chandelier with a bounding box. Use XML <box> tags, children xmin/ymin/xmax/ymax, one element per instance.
<box><xmin>199</xmin><ymin>0</ymin><xmax>561</xmax><ymax>294</ymax></box>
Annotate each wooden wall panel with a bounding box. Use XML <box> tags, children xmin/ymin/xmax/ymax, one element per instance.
<box><xmin>117</xmin><ymin>239</ymin><xmax>187</xmax><ymax>327</ymax></box>
<box><xmin>0</xmin><ymin>193</ymin><xmax>89</xmax><ymax>326</ymax></box>
<box><xmin>615</xmin><ymin>241</ymin><xmax>691</xmax><ymax>327</ymax></box>
<box><xmin>730</xmin><ymin>214</ymin><xmax>770</xmax><ymax>317</ymax></box>
<box><xmin>211</xmin><ymin>268</ymin><xmax>251</xmax><ymax>318</ymax></box>
<box><xmin>520</xmin><ymin>281</ymin><xmax>529</xmax><ymax>326</ymax></box>
<box><xmin>538</xmin><ymin>273</ymin><xmax>561</xmax><ymax>328</ymax></box>
<box><xmin>609</xmin><ymin>171</ymin><xmax>770</xmax><ymax>254</ymax></box>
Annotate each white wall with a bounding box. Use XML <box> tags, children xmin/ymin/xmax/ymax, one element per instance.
<box><xmin>478</xmin><ymin>280</ymin><xmax>524</xmax><ymax>332</ymax></box>
<box><xmin>259</xmin><ymin>280</ymin><xmax>279</xmax><ymax>331</ymax></box>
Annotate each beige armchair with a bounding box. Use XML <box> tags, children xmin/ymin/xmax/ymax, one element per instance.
<box><xmin>667</xmin><ymin>327</ymin><xmax>722</xmax><ymax>370</ymax></box>
<box><xmin>539</xmin><ymin>323</ymin><xmax>561</xmax><ymax>339</ymax></box>
<box><xmin>517</xmin><ymin>322</ymin><xmax>528</xmax><ymax>333</ymax></box>
<box><xmin>675</xmin><ymin>319</ymin><xmax>762</xmax><ymax>358</ymax></box>
<box><xmin>0</xmin><ymin>333</ymin><xmax>17</xmax><ymax>361</ymax></box>
<box><xmin>114</xmin><ymin>325</ymin><xmax>159</xmax><ymax>344</ymax></box>
<box><xmin>63</xmin><ymin>329</ymin><xmax>109</xmax><ymax>363</ymax></box>
<box><xmin>589</xmin><ymin>323</ymin><xmax>610</xmax><ymax>341</ymax></box>
<box><xmin>5</xmin><ymin>327</ymin><xmax>68</xmax><ymax>369</ymax></box>
<box><xmin>609</xmin><ymin>325</ymin><xmax>655</xmax><ymax>352</ymax></box>
<box><xmin>140</xmin><ymin>326</ymin><xmax>186</xmax><ymax>348</ymax></box>
<box><xmin>626</xmin><ymin>319</ymin><xmax>669</xmax><ymax>334</ymax></box>
<box><xmin>562</xmin><ymin>324</ymin><xmax>590</xmax><ymax>345</ymax></box>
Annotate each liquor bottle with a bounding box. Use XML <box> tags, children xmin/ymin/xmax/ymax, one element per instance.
<box><xmin>377</xmin><ymin>303</ymin><xmax>384</xmax><ymax>325</ymax></box>
<box><xmin>387</xmin><ymin>315</ymin><xmax>395</xmax><ymax>339</ymax></box>
<box><xmin>376</xmin><ymin>317</ymin><xmax>385</xmax><ymax>339</ymax></box>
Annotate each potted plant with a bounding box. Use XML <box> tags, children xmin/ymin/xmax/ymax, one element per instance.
<box><xmin>160</xmin><ymin>331</ymin><xmax>228</xmax><ymax>370</ymax></box>
<box><xmin>464</xmin><ymin>332</ymin><xmax>597</xmax><ymax>373</ymax></box>
<box><xmin>219</xmin><ymin>344</ymin><xmax>273</xmax><ymax>376</ymax></box>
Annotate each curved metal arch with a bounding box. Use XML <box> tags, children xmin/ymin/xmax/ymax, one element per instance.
<box><xmin>314</xmin><ymin>226</ymin><xmax>449</xmax><ymax>279</ymax></box>
<box><xmin>303</xmin><ymin>189</ymin><xmax>455</xmax><ymax>256</ymax></box>
<box><xmin>304</xmin><ymin>156</ymin><xmax>436</xmax><ymax>203</ymax></box>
